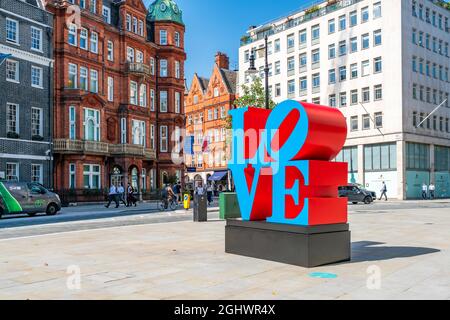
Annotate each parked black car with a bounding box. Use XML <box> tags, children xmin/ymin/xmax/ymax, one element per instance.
<box><xmin>338</xmin><ymin>184</ymin><xmax>376</xmax><ymax>204</ymax></box>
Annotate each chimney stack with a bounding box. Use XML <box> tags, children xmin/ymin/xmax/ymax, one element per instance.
<box><xmin>215</xmin><ymin>52</ymin><xmax>229</xmax><ymax>70</ymax></box>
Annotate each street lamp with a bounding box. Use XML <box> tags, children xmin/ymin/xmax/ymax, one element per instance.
<box><xmin>247</xmin><ymin>35</ymin><xmax>270</xmax><ymax>110</ymax></box>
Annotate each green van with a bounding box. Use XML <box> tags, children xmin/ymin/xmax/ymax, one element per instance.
<box><xmin>0</xmin><ymin>181</ymin><xmax>61</xmax><ymax>218</ymax></box>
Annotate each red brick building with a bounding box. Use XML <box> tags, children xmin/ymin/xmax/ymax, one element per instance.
<box><xmin>184</xmin><ymin>53</ymin><xmax>238</xmax><ymax>190</ymax></box>
<box><xmin>46</xmin><ymin>0</ymin><xmax>186</xmax><ymax>195</ymax></box>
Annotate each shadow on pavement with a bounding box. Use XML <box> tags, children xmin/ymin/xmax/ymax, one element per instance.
<box><xmin>350</xmin><ymin>241</ymin><xmax>440</xmax><ymax>262</ymax></box>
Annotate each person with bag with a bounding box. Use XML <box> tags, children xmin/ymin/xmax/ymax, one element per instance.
<box><xmin>127</xmin><ymin>183</ymin><xmax>137</xmax><ymax>207</ymax></box>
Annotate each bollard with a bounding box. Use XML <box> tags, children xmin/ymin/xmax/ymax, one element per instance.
<box><xmin>193</xmin><ymin>194</ymin><xmax>207</xmax><ymax>222</ymax></box>
<box><xmin>183</xmin><ymin>192</ymin><xmax>191</xmax><ymax>210</ymax></box>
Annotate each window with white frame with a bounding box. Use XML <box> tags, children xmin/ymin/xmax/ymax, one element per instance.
<box><xmin>133</xmin><ymin>17</ymin><xmax>138</xmax><ymax>33</ymax></box>
<box><xmin>160</xmin><ymin>30</ymin><xmax>167</xmax><ymax>45</ymax></box>
<box><xmin>136</xmin><ymin>50</ymin><xmax>144</xmax><ymax>63</ymax></box>
<box><xmin>69</xmin><ymin>106</ymin><xmax>76</xmax><ymax>140</ymax></box>
<box><xmin>120</xmin><ymin>117</ymin><xmax>127</xmax><ymax>144</ymax></box>
<box><xmin>373</xmin><ymin>2</ymin><xmax>382</xmax><ymax>19</ymax></box>
<box><xmin>6</xmin><ymin>103</ymin><xmax>19</xmax><ymax>133</ymax></box>
<box><xmin>175</xmin><ymin>31</ymin><xmax>180</xmax><ymax>47</ymax></box>
<box><xmin>362</xmin><ymin>87</ymin><xmax>370</xmax><ymax>102</ymax></box>
<box><xmin>31</xmin><ymin>107</ymin><xmax>43</xmax><ymax>136</ymax></box>
<box><xmin>362</xmin><ymin>60</ymin><xmax>370</xmax><ymax>76</ymax></box>
<box><xmin>150</xmin><ymin>58</ymin><xmax>155</xmax><ymax>75</ymax></box>
<box><xmin>31</xmin><ymin>164</ymin><xmax>43</xmax><ymax>184</ymax></box>
<box><xmin>68</xmin><ymin>24</ymin><xmax>77</xmax><ymax>46</ymax></box>
<box><xmin>139</xmin><ymin>84</ymin><xmax>147</xmax><ymax>107</ymax></box>
<box><xmin>160</xmin><ymin>91</ymin><xmax>168</xmax><ymax>112</ymax></box>
<box><xmin>90</xmin><ymin>0</ymin><xmax>97</xmax><ymax>14</ymax></box>
<box><xmin>83</xmin><ymin>164</ymin><xmax>100</xmax><ymax>189</ymax></box>
<box><xmin>80</xmin><ymin>67</ymin><xmax>88</xmax><ymax>90</ymax></box>
<box><xmin>150</xmin><ymin>124</ymin><xmax>155</xmax><ymax>149</ymax></box>
<box><xmin>374</xmin><ymin>84</ymin><xmax>383</xmax><ymax>100</ymax></box>
<box><xmin>31</xmin><ymin>66</ymin><xmax>43</xmax><ymax>88</ymax></box>
<box><xmin>160</xmin><ymin>59</ymin><xmax>168</xmax><ymax>77</ymax></box>
<box><xmin>126</xmin><ymin>14</ymin><xmax>131</xmax><ymax>31</ymax></box>
<box><xmin>102</xmin><ymin>6</ymin><xmax>111</xmax><ymax>24</ymax></box>
<box><xmin>90</xmin><ymin>32</ymin><xmax>98</xmax><ymax>53</ymax></box>
<box><xmin>175</xmin><ymin>61</ymin><xmax>180</xmax><ymax>79</ymax></box>
<box><xmin>139</xmin><ymin>20</ymin><xmax>144</xmax><ymax>36</ymax></box>
<box><xmin>131</xmin><ymin>120</ymin><xmax>146</xmax><ymax>146</ymax></box>
<box><xmin>83</xmin><ymin>108</ymin><xmax>100</xmax><ymax>141</ymax></box>
<box><xmin>6</xmin><ymin>18</ymin><xmax>19</xmax><ymax>44</ymax></box>
<box><xmin>107</xmin><ymin>76</ymin><xmax>114</xmax><ymax>101</ymax></box>
<box><xmin>69</xmin><ymin>163</ymin><xmax>76</xmax><ymax>189</ymax></box>
<box><xmin>90</xmin><ymin>69</ymin><xmax>98</xmax><ymax>93</ymax></box>
<box><xmin>6</xmin><ymin>60</ymin><xmax>19</xmax><ymax>82</ymax></box>
<box><xmin>6</xmin><ymin>163</ymin><xmax>18</xmax><ymax>181</ymax></box>
<box><xmin>175</xmin><ymin>92</ymin><xmax>181</xmax><ymax>113</ymax></box>
<box><xmin>80</xmin><ymin>0</ymin><xmax>86</xmax><ymax>9</ymax></box>
<box><xmin>160</xmin><ymin>125</ymin><xmax>169</xmax><ymax>152</ymax></box>
<box><xmin>80</xmin><ymin>28</ymin><xmax>88</xmax><ymax>50</ymax></box>
<box><xmin>130</xmin><ymin>81</ymin><xmax>138</xmax><ymax>105</ymax></box>
<box><xmin>31</xmin><ymin>27</ymin><xmax>42</xmax><ymax>51</ymax></box>
<box><xmin>127</xmin><ymin>47</ymin><xmax>134</xmax><ymax>62</ymax></box>
<box><xmin>107</xmin><ymin>41</ymin><xmax>114</xmax><ymax>60</ymax></box>
<box><xmin>150</xmin><ymin>89</ymin><xmax>155</xmax><ymax>111</ymax></box>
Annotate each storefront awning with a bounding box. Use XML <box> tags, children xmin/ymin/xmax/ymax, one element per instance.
<box><xmin>208</xmin><ymin>171</ymin><xmax>228</xmax><ymax>181</ymax></box>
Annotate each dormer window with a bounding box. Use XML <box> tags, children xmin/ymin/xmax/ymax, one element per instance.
<box><xmin>160</xmin><ymin>30</ymin><xmax>167</xmax><ymax>45</ymax></box>
<box><xmin>90</xmin><ymin>0</ymin><xmax>97</xmax><ymax>14</ymax></box>
<box><xmin>102</xmin><ymin>6</ymin><xmax>111</xmax><ymax>24</ymax></box>
<box><xmin>214</xmin><ymin>87</ymin><xmax>219</xmax><ymax>97</ymax></box>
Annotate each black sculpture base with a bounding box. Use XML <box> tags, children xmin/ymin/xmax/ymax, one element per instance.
<box><xmin>225</xmin><ymin>219</ymin><xmax>351</xmax><ymax>268</ymax></box>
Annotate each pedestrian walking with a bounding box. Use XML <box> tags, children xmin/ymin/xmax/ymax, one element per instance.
<box><xmin>172</xmin><ymin>182</ymin><xmax>180</xmax><ymax>203</ymax></box>
<box><xmin>429</xmin><ymin>182</ymin><xmax>435</xmax><ymax>200</ymax></box>
<box><xmin>127</xmin><ymin>183</ymin><xmax>137</xmax><ymax>207</ymax></box>
<box><xmin>195</xmin><ymin>183</ymin><xmax>205</xmax><ymax>196</ymax></box>
<box><xmin>117</xmin><ymin>183</ymin><xmax>127</xmax><ymax>206</ymax></box>
<box><xmin>105</xmin><ymin>183</ymin><xmax>119</xmax><ymax>208</ymax></box>
<box><xmin>379</xmin><ymin>181</ymin><xmax>388</xmax><ymax>201</ymax></box>
<box><xmin>206</xmin><ymin>183</ymin><xmax>213</xmax><ymax>206</ymax></box>
<box><xmin>422</xmin><ymin>183</ymin><xmax>428</xmax><ymax>200</ymax></box>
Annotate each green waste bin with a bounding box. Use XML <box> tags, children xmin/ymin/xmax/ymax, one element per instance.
<box><xmin>219</xmin><ymin>192</ymin><xmax>241</xmax><ymax>219</ymax></box>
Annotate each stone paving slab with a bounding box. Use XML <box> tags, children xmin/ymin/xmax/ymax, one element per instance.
<box><xmin>0</xmin><ymin>207</ymin><xmax>449</xmax><ymax>300</ymax></box>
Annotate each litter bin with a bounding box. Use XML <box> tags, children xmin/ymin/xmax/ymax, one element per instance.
<box><xmin>219</xmin><ymin>192</ymin><xmax>241</xmax><ymax>219</ymax></box>
<box><xmin>193</xmin><ymin>194</ymin><xmax>207</xmax><ymax>222</ymax></box>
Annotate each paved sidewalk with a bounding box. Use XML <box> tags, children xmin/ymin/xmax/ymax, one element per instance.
<box><xmin>0</xmin><ymin>205</ymin><xmax>449</xmax><ymax>300</ymax></box>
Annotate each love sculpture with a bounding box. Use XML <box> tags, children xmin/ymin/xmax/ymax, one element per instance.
<box><xmin>225</xmin><ymin>100</ymin><xmax>352</xmax><ymax>267</ymax></box>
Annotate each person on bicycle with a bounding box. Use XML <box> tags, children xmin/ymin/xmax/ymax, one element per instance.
<box><xmin>161</xmin><ymin>184</ymin><xmax>175</xmax><ymax>209</ymax></box>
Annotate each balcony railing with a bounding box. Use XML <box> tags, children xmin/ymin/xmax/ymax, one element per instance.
<box><xmin>54</xmin><ymin>139</ymin><xmax>109</xmax><ymax>155</ymax></box>
<box><xmin>127</xmin><ymin>62</ymin><xmax>152</xmax><ymax>76</ymax></box>
<box><xmin>240</xmin><ymin>0</ymin><xmax>364</xmax><ymax>46</ymax></box>
<box><xmin>109</xmin><ymin>144</ymin><xmax>156</xmax><ymax>160</ymax></box>
<box><xmin>54</xmin><ymin>139</ymin><xmax>157</xmax><ymax>159</ymax></box>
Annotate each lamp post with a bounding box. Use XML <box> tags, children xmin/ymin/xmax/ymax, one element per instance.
<box><xmin>247</xmin><ymin>35</ymin><xmax>270</xmax><ymax>110</ymax></box>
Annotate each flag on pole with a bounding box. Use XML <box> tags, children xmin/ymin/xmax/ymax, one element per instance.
<box><xmin>0</xmin><ymin>53</ymin><xmax>12</xmax><ymax>66</ymax></box>
<box><xmin>202</xmin><ymin>136</ymin><xmax>209</xmax><ymax>152</ymax></box>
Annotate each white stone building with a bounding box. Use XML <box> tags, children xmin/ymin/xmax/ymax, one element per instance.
<box><xmin>238</xmin><ymin>0</ymin><xmax>450</xmax><ymax>199</ymax></box>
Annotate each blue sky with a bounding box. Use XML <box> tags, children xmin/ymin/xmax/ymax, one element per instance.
<box><xmin>145</xmin><ymin>0</ymin><xmax>317</xmax><ymax>87</ymax></box>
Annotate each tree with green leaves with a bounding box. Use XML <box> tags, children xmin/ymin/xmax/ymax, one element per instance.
<box><xmin>233</xmin><ymin>77</ymin><xmax>276</xmax><ymax>110</ymax></box>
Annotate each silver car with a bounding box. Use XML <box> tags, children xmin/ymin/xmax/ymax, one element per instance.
<box><xmin>0</xmin><ymin>181</ymin><xmax>61</xmax><ymax>218</ymax></box>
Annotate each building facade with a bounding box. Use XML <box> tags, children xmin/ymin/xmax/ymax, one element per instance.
<box><xmin>0</xmin><ymin>0</ymin><xmax>54</xmax><ymax>186</ymax></box>
<box><xmin>185</xmin><ymin>52</ymin><xmax>237</xmax><ymax>190</ymax></box>
<box><xmin>239</xmin><ymin>0</ymin><xmax>450</xmax><ymax>199</ymax></box>
<box><xmin>46</xmin><ymin>0</ymin><xmax>186</xmax><ymax>195</ymax></box>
